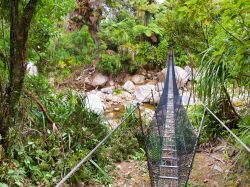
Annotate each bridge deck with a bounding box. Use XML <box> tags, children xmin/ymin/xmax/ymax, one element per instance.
<box><xmin>158</xmin><ymin>56</ymin><xmax>178</xmax><ymax>187</ymax></box>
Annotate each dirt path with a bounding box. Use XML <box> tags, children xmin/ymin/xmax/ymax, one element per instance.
<box><xmin>189</xmin><ymin>149</ymin><xmax>250</xmax><ymax>187</ymax></box>
<box><xmin>109</xmin><ymin>147</ymin><xmax>249</xmax><ymax>187</ymax></box>
<box><xmin>112</xmin><ymin>161</ymin><xmax>150</xmax><ymax>187</ymax></box>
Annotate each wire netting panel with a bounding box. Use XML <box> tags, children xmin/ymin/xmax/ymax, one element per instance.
<box><xmin>144</xmin><ymin>49</ymin><xmax>197</xmax><ymax>187</ymax></box>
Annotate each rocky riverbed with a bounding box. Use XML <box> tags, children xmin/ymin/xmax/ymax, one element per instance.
<box><xmin>72</xmin><ymin>66</ymin><xmax>196</xmax><ymax>116</ymax></box>
<box><xmin>56</xmin><ymin>65</ymin><xmax>200</xmax><ymax>129</ymax></box>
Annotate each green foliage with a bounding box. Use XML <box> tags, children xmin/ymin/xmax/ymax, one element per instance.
<box><xmin>127</xmin><ymin>64</ymin><xmax>138</xmax><ymax>74</ymax></box>
<box><xmin>97</xmin><ymin>54</ymin><xmax>122</xmax><ymax>75</ymax></box>
<box><xmin>107</xmin><ymin>105</ymin><xmax>144</xmax><ymax>162</ymax></box>
<box><xmin>237</xmin><ymin>115</ymin><xmax>250</xmax><ymax>167</ymax></box>
<box><xmin>131</xmin><ymin>148</ymin><xmax>146</xmax><ymax>161</ymax></box>
<box><xmin>0</xmin><ymin>76</ymin><xmax>112</xmax><ymax>186</ymax></box>
<box><xmin>113</xmin><ymin>88</ymin><xmax>123</xmax><ymax>95</ymax></box>
<box><xmin>1</xmin><ymin>0</ymin><xmax>250</xmax><ymax>185</ymax></box>
<box><xmin>238</xmin><ymin>116</ymin><xmax>250</xmax><ymax>147</ymax></box>
<box><xmin>47</xmin><ymin>26</ymin><xmax>96</xmax><ymax>67</ymax></box>
<box><xmin>99</xmin><ymin>1</ymin><xmax>169</xmax><ymax>73</ymax></box>
<box><xmin>133</xmin><ymin>23</ymin><xmax>163</xmax><ymax>37</ymax></box>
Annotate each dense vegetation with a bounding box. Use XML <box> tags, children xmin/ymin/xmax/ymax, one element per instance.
<box><xmin>0</xmin><ymin>0</ymin><xmax>249</xmax><ymax>186</ymax></box>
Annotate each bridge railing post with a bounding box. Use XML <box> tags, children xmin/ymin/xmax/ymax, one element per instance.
<box><xmin>137</xmin><ymin>103</ymin><xmax>155</xmax><ymax>187</ymax></box>
<box><xmin>184</xmin><ymin>104</ymin><xmax>207</xmax><ymax>186</ymax></box>
<box><xmin>156</xmin><ymin>78</ymin><xmax>164</xmax><ymax>134</ymax></box>
<box><xmin>151</xmin><ymin>89</ymin><xmax>161</xmax><ymax>137</ymax></box>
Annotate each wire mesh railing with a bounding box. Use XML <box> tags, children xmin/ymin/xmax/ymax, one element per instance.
<box><xmin>142</xmin><ymin>49</ymin><xmax>198</xmax><ymax>187</ymax></box>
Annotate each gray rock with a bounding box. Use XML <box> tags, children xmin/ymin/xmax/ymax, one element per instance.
<box><xmin>157</xmin><ymin>67</ymin><xmax>191</xmax><ymax>89</ymax></box>
<box><xmin>92</xmin><ymin>73</ymin><xmax>109</xmax><ymax>87</ymax></box>
<box><xmin>108</xmin><ymin>80</ymin><xmax>115</xmax><ymax>86</ymax></box>
<box><xmin>184</xmin><ymin>66</ymin><xmax>192</xmax><ymax>75</ymax></box>
<box><xmin>134</xmin><ymin>84</ymin><xmax>155</xmax><ymax>102</ymax></box>
<box><xmin>156</xmin><ymin>82</ymin><xmax>164</xmax><ymax>92</ymax></box>
<box><xmin>84</xmin><ymin>77</ymin><xmax>92</xmax><ymax>85</ymax></box>
<box><xmin>122</xmin><ymin>80</ymin><xmax>135</xmax><ymax>93</ymax></box>
<box><xmin>132</xmin><ymin>75</ymin><xmax>145</xmax><ymax>85</ymax></box>
<box><xmin>213</xmin><ymin>164</ymin><xmax>223</xmax><ymax>173</ymax></box>
<box><xmin>152</xmin><ymin>93</ymin><xmax>160</xmax><ymax>104</ymax></box>
<box><xmin>157</xmin><ymin>68</ymin><xmax>166</xmax><ymax>82</ymax></box>
<box><xmin>175</xmin><ymin>66</ymin><xmax>190</xmax><ymax>89</ymax></box>
<box><xmin>26</xmin><ymin>61</ymin><xmax>38</xmax><ymax>76</ymax></box>
<box><xmin>85</xmin><ymin>94</ymin><xmax>105</xmax><ymax>114</ymax></box>
<box><xmin>181</xmin><ymin>91</ymin><xmax>200</xmax><ymax>105</ymax></box>
<box><xmin>101</xmin><ymin>87</ymin><xmax>113</xmax><ymax>94</ymax></box>
<box><xmin>113</xmin><ymin>107</ymin><xmax>120</xmax><ymax>112</ymax></box>
<box><xmin>120</xmin><ymin>91</ymin><xmax>134</xmax><ymax>101</ymax></box>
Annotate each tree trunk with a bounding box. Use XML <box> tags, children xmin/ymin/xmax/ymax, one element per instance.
<box><xmin>0</xmin><ymin>0</ymin><xmax>39</xmax><ymax>149</ymax></box>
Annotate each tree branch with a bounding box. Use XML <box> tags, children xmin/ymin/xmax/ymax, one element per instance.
<box><xmin>24</xmin><ymin>90</ymin><xmax>58</xmax><ymax>127</ymax></box>
<box><xmin>19</xmin><ymin>0</ymin><xmax>40</xmax><ymax>45</ymax></box>
<box><xmin>210</xmin><ymin>16</ymin><xmax>243</xmax><ymax>44</ymax></box>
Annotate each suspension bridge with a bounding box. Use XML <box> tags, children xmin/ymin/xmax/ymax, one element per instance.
<box><xmin>55</xmin><ymin>49</ymin><xmax>250</xmax><ymax>187</ymax></box>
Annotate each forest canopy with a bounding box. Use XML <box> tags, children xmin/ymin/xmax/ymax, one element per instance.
<box><xmin>0</xmin><ymin>0</ymin><xmax>249</xmax><ymax>186</ymax></box>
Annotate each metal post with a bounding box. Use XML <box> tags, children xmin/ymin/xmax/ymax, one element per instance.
<box><xmin>185</xmin><ymin>105</ymin><xmax>207</xmax><ymax>186</ymax></box>
<box><xmin>137</xmin><ymin>103</ymin><xmax>154</xmax><ymax>187</ymax></box>
<box><xmin>156</xmin><ymin>78</ymin><xmax>165</xmax><ymax>127</ymax></box>
<box><xmin>156</xmin><ymin>78</ymin><xmax>162</xmax><ymax>99</ymax></box>
<box><xmin>186</xmin><ymin>91</ymin><xmax>192</xmax><ymax>111</ymax></box>
<box><xmin>151</xmin><ymin>89</ymin><xmax>161</xmax><ymax>136</ymax></box>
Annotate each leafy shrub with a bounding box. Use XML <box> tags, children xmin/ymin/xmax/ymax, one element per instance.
<box><xmin>0</xmin><ymin>77</ymin><xmax>112</xmax><ymax>186</ymax></box>
<box><xmin>127</xmin><ymin>64</ymin><xmax>138</xmax><ymax>74</ymax></box>
<box><xmin>97</xmin><ymin>54</ymin><xmax>122</xmax><ymax>75</ymax></box>
<box><xmin>155</xmin><ymin>38</ymin><xmax>168</xmax><ymax>67</ymax></box>
<box><xmin>46</xmin><ymin>26</ymin><xmax>96</xmax><ymax>72</ymax></box>
<box><xmin>238</xmin><ymin>115</ymin><xmax>250</xmax><ymax>147</ymax></box>
<box><xmin>107</xmin><ymin>105</ymin><xmax>145</xmax><ymax>162</ymax></box>
<box><xmin>135</xmin><ymin>42</ymin><xmax>155</xmax><ymax>66</ymax></box>
<box><xmin>237</xmin><ymin>115</ymin><xmax>250</xmax><ymax>168</ymax></box>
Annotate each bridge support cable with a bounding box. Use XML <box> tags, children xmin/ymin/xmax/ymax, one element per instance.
<box><xmin>201</xmin><ymin>103</ymin><xmax>250</xmax><ymax>154</ymax></box>
<box><xmin>55</xmin><ymin>91</ymin><xmax>154</xmax><ymax>187</ymax></box>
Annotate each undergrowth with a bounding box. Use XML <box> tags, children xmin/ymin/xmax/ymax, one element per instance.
<box><xmin>0</xmin><ymin>76</ymin><xmax>146</xmax><ymax>186</ymax></box>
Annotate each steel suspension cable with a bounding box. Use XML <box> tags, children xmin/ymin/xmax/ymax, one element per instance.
<box><xmin>201</xmin><ymin>103</ymin><xmax>250</xmax><ymax>154</ymax></box>
<box><xmin>55</xmin><ymin>106</ymin><xmax>138</xmax><ymax>187</ymax></box>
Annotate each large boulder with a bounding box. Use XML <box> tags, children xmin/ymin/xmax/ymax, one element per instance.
<box><xmin>134</xmin><ymin>84</ymin><xmax>156</xmax><ymax>102</ymax></box>
<box><xmin>156</xmin><ymin>82</ymin><xmax>164</xmax><ymax>92</ymax></box>
<box><xmin>157</xmin><ymin>66</ymin><xmax>191</xmax><ymax>89</ymax></box>
<box><xmin>26</xmin><ymin>61</ymin><xmax>38</xmax><ymax>76</ymax></box>
<box><xmin>120</xmin><ymin>91</ymin><xmax>134</xmax><ymax>101</ymax></box>
<box><xmin>92</xmin><ymin>73</ymin><xmax>109</xmax><ymax>87</ymax></box>
<box><xmin>175</xmin><ymin>66</ymin><xmax>190</xmax><ymax>89</ymax></box>
<box><xmin>181</xmin><ymin>91</ymin><xmax>199</xmax><ymax>105</ymax></box>
<box><xmin>85</xmin><ymin>94</ymin><xmax>105</xmax><ymax>114</ymax></box>
<box><xmin>132</xmin><ymin>75</ymin><xmax>145</xmax><ymax>85</ymax></box>
<box><xmin>152</xmin><ymin>92</ymin><xmax>160</xmax><ymax>104</ymax></box>
<box><xmin>122</xmin><ymin>80</ymin><xmax>135</xmax><ymax>93</ymax></box>
<box><xmin>184</xmin><ymin>66</ymin><xmax>192</xmax><ymax>77</ymax></box>
<box><xmin>157</xmin><ymin>68</ymin><xmax>166</xmax><ymax>82</ymax></box>
<box><xmin>141</xmin><ymin>108</ymin><xmax>155</xmax><ymax>122</ymax></box>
